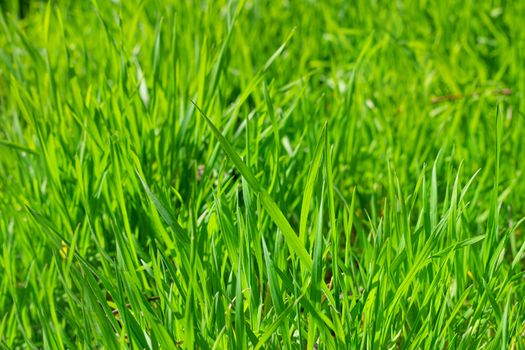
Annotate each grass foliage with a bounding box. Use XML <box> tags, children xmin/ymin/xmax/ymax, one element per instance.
<box><xmin>1</xmin><ymin>0</ymin><xmax>525</xmax><ymax>348</ymax></box>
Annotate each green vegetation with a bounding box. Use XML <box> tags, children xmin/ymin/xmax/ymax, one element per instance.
<box><xmin>1</xmin><ymin>0</ymin><xmax>524</xmax><ymax>348</ymax></box>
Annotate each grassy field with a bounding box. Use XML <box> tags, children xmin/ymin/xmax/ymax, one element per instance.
<box><xmin>1</xmin><ymin>0</ymin><xmax>525</xmax><ymax>348</ymax></box>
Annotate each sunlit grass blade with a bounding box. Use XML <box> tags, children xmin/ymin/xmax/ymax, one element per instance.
<box><xmin>194</xmin><ymin>101</ymin><xmax>313</xmax><ymax>270</ymax></box>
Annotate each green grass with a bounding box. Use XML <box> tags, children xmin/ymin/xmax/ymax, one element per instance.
<box><xmin>1</xmin><ymin>0</ymin><xmax>525</xmax><ymax>348</ymax></box>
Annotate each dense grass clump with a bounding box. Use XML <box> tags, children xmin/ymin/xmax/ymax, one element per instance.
<box><xmin>1</xmin><ymin>0</ymin><xmax>525</xmax><ymax>348</ymax></box>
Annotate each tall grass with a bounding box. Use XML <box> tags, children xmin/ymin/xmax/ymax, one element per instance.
<box><xmin>1</xmin><ymin>0</ymin><xmax>524</xmax><ymax>348</ymax></box>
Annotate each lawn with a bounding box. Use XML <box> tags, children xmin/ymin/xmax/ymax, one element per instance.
<box><xmin>1</xmin><ymin>0</ymin><xmax>524</xmax><ymax>348</ymax></box>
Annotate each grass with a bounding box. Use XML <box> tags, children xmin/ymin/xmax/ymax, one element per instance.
<box><xmin>1</xmin><ymin>0</ymin><xmax>524</xmax><ymax>348</ymax></box>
